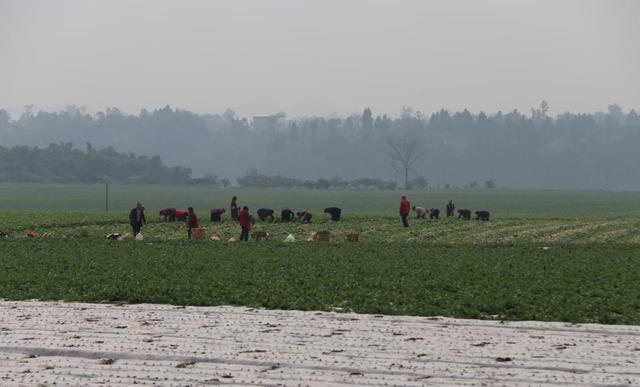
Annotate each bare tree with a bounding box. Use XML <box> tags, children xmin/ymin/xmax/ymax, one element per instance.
<box><xmin>386</xmin><ymin>137</ymin><xmax>426</xmax><ymax>189</ymax></box>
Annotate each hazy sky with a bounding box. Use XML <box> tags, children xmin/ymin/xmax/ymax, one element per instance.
<box><xmin>1</xmin><ymin>0</ymin><xmax>638</xmax><ymax>118</ymax></box>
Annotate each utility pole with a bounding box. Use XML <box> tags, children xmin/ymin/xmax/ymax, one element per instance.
<box><xmin>104</xmin><ymin>175</ymin><xmax>111</xmax><ymax>213</ymax></box>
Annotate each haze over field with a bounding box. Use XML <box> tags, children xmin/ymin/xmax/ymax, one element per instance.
<box><xmin>1</xmin><ymin>0</ymin><xmax>639</xmax><ymax>189</ymax></box>
<box><xmin>1</xmin><ymin>0</ymin><xmax>638</xmax><ymax>116</ymax></box>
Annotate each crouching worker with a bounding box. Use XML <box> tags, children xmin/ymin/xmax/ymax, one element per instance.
<box><xmin>297</xmin><ymin>211</ymin><xmax>312</xmax><ymax>223</ymax></box>
<box><xmin>187</xmin><ymin>207</ymin><xmax>199</xmax><ymax>239</ymax></box>
<box><xmin>238</xmin><ymin>206</ymin><xmax>251</xmax><ymax>241</ymax></box>
<box><xmin>159</xmin><ymin>207</ymin><xmax>177</xmax><ymax>222</ymax></box>
<box><xmin>412</xmin><ymin>206</ymin><xmax>427</xmax><ymax>219</ymax></box>
<box><xmin>176</xmin><ymin>209</ymin><xmax>188</xmax><ymax>221</ymax></box>
<box><xmin>281</xmin><ymin>208</ymin><xmax>294</xmax><ymax>222</ymax></box>
<box><xmin>475</xmin><ymin>210</ymin><xmax>490</xmax><ymax>221</ymax></box>
<box><xmin>324</xmin><ymin>207</ymin><xmax>341</xmax><ymax>221</ymax></box>
<box><xmin>210</xmin><ymin>208</ymin><xmax>225</xmax><ymax>222</ymax></box>
<box><xmin>129</xmin><ymin>202</ymin><xmax>147</xmax><ymax>237</ymax></box>
<box><xmin>457</xmin><ymin>209</ymin><xmax>471</xmax><ymax>220</ymax></box>
<box><xmin>257</xmin><ymin>208</ymin><xmax>275</xmax><ymax>222</ymax></box>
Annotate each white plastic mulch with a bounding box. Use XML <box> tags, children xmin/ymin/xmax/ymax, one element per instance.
<box><xmin>1</xmin><ymin>301</ymin><xmax>639</xmax><ymax>386</ymax></box>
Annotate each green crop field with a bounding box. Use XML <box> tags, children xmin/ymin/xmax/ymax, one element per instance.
<box><xmin>3</xmin><ymin>182</ymin><xmax>640</xmax><ymax>216</ymax></box>
<box><xmin>1</xmin><ymin>183</ymin><xmax>640</xmax><ymax>325</ymax></box>
<box><xmin>1</xmin><ymin>241</ymin><xmax>639</xmax><ymax>324</ymax></box>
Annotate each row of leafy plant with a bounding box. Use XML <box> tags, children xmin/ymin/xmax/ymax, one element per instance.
<box><xmin>1</xmin><ymin>241</ymin><xmax>639</xmax><ymax>324</ymax></box>
<box><xmin>2</xmin><ymin>212</ymin><xmax>639</xmax><ymax>243</ymax></box>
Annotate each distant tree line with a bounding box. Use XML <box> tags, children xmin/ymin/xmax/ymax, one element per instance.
<box><xmin>0</xmin><ymin>143</ymin><xmax>403</xmax><ymax>189</ymax></box>
<box><xmin>0</xmin><ymin>143</ymin><xmax>192</xmax><ymax>184</ymax></box>
<box><xmin>1</xmin><ymin>102</ymin><xmax>640</xmax><ymax>189</ymax></box>
<box><xmin>237</xmin><ymin>169</ymin><xmax>398</xmax><ymax>190</ymax></box>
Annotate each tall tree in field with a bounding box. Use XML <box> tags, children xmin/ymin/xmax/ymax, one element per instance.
<box><xmin>361</xmin><ymin>107</ymin><xmax>373</xmax><ymax>133</ymax></box>
<box><xmin>386</xmin><ymin>137</ymin><xmax>426</xmax><ymax>189</ymax></box>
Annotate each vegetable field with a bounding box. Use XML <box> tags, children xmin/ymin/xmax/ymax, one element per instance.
<box><xmin>2</xmin><ymin>212</ymin><xmax>640</xmax><ymax>244</ymax></box>
<box><xmin>1</xmin><ymin>183</ymin><xmax>640</xmax><ymax>325</ymax></box>
<box><xmin>3</xmin><ymin>182</ymin><xmax>640</xmax><ymax>216</ymax></box>
<box><xmin>1</xmin><ymin>240</ymin><xmax>639</xmax><ymax>324</ymax></box>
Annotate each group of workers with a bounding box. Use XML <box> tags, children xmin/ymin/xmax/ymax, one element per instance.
<box><xmin>129</xmin><ymin>194</ymin><xmax>489</xmax><ymax>240</ymax></box>
<box><xmin>130</xmin><ymin>203</ymin><xmax>203</xmax><ymax>239</ymax></box>
<box><xmin>399</xmin><ymin>194</ymin><xmax>489</xmax><ymax>227</ymax></box>
<box><xmin>130</xmin><ymin>197</ymin><xmax>342</xmax><ymax>241</ymax></box>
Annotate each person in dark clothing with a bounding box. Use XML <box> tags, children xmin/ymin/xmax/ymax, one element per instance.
<box><xmin>230</xmin><ymin>196</ymin><xmax>239</xmax><ymax>221</ymax></box>
<box><xmin>281</xmin><ymin>208</ymin><xmax>294</xmax><ymax>222</ymax></box>
<box><xmin>187</xmin><ymin>207</ymin><xmax>199</xmax><ymax>239</ymax></box>
<box><xmin>457</xmin><ymin>209</ymin><xmax>471</xmax><ymax>220</ymax></box>
<box><xmin>297</xmin><ymin>211</ymin><xmax>312</xmax><ymax>223</ymax></box>
<box><xmin>429</xmin><ymin>208</ymin><xmax>440</xmax><ymax>219</ymax></box>
<box><xmin>129</xmin><ymin>202</ymin><xmax>147</xmax><ymax>236</ymax></box>
<box><xmin>238</xmin><ymin>206</ymin><xmax>251</xmax><ymax>241</ymax></box>
<box><xmin>446</xmin><ymin>200</ymin><xmax>455</xmax><ymax>217</ymax></box>
<box><xmin>323</xmin><ymin>207</ymin><xmax>342</xmax><ymax>221</ymax></box>
<box><xmin>257</xmin><ymin>208</ymin><xmax>275</xmax><ymax>222</ymax></box>
<box><xmin>210</xmin><ymin>208</ymin><xmax>226</xmax><ymax>222</ymax></box>
<box><xmin>475</xmin><ymin>210</ymin><xmax>490</xmax><ymax>221</ymax></box>
<box><xmin>399</xmin><ymin>195</ymin><xmax>410</xmax><ymax>227</ymax></box>
<box><xmin>159</xmin><ymin>208</ymin><xmax>176</xmax><ymax>222</ymax></box>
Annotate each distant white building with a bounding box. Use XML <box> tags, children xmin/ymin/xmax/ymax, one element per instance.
<box><xmin>252</xmin><ymin>114</ymin><xmax>286</xmax><ymax>131</ymax></box>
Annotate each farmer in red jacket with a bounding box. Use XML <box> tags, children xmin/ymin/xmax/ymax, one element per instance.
<box><xmin>187</xmin><ymin>207</ymin><xmax>199</xmax><ymax>239</ymax></box>
<box><xmin>238</xmin><ymin>206</ymin><xmax>251</xmax><ymax>241</ymax></box>
<box><xmin>399</xmin><ymin>194</ymin><xmax>411</xmax><ymax>227</ymax></box>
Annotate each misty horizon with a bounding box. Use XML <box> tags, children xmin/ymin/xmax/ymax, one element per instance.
<box><xmin>2</xmin><ymin>102</ymin><xmax>640</xmax><ymax>122</ymax></box>
<box><xmin>1</xmin><ymin>0</ymin><xmax>640</xmax><ymax>190</ymax></box>
<box><xmin>1</xmin><ymin>0</ymin><xmax>639</xmax><ymax>117</ymax></box>
<box><xmin>2</xmin><ymin>103</ymin><xmax>640</xmax><ymax>190</ymax></box>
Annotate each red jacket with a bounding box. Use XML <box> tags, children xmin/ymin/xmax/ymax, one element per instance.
<box><xmin>238</xmin><ymin>209</ymin><xmax>251</xmax><ymax>230</ymax></box>
<box><xmin>399</xmin><ymin>198</ymin><xmax>411</xmax><ymax>215</ymax></box>
<box><xmin>187</xmin><ymin>211</ymin><xmax>199</xmax><ymax>229</ymax></box>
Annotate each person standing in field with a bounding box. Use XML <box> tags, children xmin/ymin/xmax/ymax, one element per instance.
<box><xmin>129</xmin><ymin>202</ymin><xmax>147</xmax><ymax>236</ymax></box>
<box><xmin>238</xmin><ymin>206</ymin><xmax>251</xmax><ymax>241</ymax></box>
<box><xmin>230</xmin><ymin>196</ymin><xmax>239</xmax><ymax>221</ymax></box>
<box><xmin>187</xmin><ymin>207</ymin><xmax>199</xmax><ymax>239</ymax></box>
<box><xmin>446</xmin><ymin>200</ymin><xmax>455</xmax><ymax>217</ymax></box>
<box><xmin>399</xmin><ymin>194</ymin><xmax>411</xmax><ymax>227</ymax></box>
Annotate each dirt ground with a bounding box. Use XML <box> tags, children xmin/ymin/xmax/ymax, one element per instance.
<box><xmin>1</xmin><ymin>301</ymin><xmax>639</xmax><ymax>386</ymax></box>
